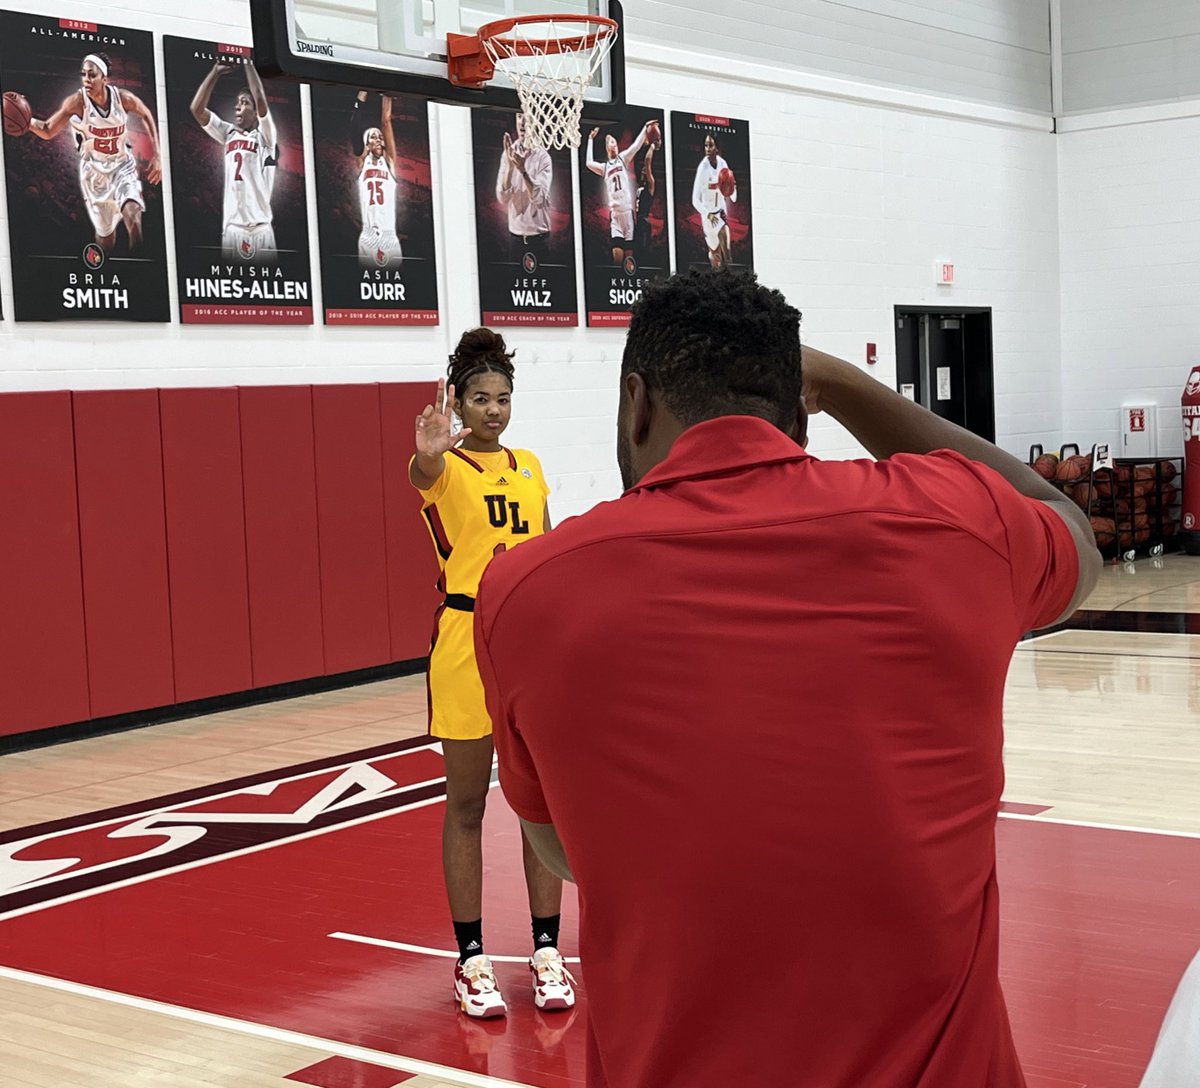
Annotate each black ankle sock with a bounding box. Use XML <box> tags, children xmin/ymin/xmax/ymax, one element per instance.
<box><xmin>532</xmin><ymin>913</ymin><xmax>561</xmax><ymax>953</ymax></box>
<box><xmin>454</xmin><ymin>918</ymin><xmax>484</xmax><ymax>964</ymax></box>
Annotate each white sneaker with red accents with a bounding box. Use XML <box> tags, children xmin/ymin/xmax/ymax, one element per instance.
<box><xmin>454</xmin><ymin>954</ymin><xmax>507</xmax><ymax>1019</ymax></box>
<box><xmin>530</xmin><ymin>947</ymin><xmax>576</xmax><ymax>1011</ymax></box>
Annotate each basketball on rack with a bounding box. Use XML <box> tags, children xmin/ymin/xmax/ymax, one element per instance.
<box><xmin>718</xmin><ymin>166</ymin><xmax>736</xmax><ymax>197</ymax></box>
<box><xmin>1032</xmin><ymin>453</ymin><xmax>1058</xmax><ymax>479</ymax></box>
<box><xmin>646</xmin><ymin>119</ymin><xmax>661</xmax><ymax>148</ymax></box>
<box><xmin>3</xmin><ymin>90</ymin><xmax>31</xmax><ymax>137</ymax></box>
<box><xmin>1089</xmin><ymin>515</ymin><xmax>1116</xmax><ymax>547</ymax></box>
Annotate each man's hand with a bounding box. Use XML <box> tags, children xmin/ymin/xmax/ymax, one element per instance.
<box><xmin>508</xmin><ymin>139</ymin><xmax>527</xmax><ymax>173</ymax></box>
<box><xmin>799</xmin><ymin>345</ymin><xmax>847</xmax><ymax>417</ymax></box>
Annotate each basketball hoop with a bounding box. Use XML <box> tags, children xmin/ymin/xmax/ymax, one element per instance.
<box><xmin>448</xmin><ymin>15</ymin><xmax>619</xmax><ymax>150</ymax></box>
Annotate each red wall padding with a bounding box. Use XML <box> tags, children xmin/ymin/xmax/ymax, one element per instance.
<box><xmin>73</xmin><ymin>390</ymin><xmax>176</xmax><ymax>718</ymax></box>
<box><xmin>0</xmin><ymin>392</ymin><xmax>90</xmax><ymax>735</ymax></box>
<box><xmin>380</xmin><ymin>382</ymin><xmax>442</xmax><ymax>660</ymax></box>
<box><xmin>312</xmin><ymin>385</ymin><xmax>393</xmax><ymax>674</ymax></box>
<box><xmin>159</xmin><ymin>388</ymin><xmax>254</xmax><ymax>703</ymax></box>
<box><xmin>0</xmin><ymin>382</ymin><xmax>439</xmax><ymax>738</ymax></box>
<box><xmin>239</xmin><ymin>386</ymin><xmax>326</xmax><ymax>688</ymax></box>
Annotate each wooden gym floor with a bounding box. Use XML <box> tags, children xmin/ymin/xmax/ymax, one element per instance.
<box><xmin>2</xmin><ymin>555</ymin><xmax>1200</xmax><ymax>1087</ymax></box>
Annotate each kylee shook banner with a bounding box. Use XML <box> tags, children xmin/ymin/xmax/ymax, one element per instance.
<box><xmin>0</xmin><ymin>11</ymin><xmax>169</xmax><ymax>321</ymax></box>
<box><xmin>578</xmin><ymin>105</ymin><xmax>669</xmax><ymax>328</ymax></box>
<box><xmin>309</xmin><ymin>86</ymin><xmax>439</xmax><ymax>326</ymax></box>
<box><xmin>471</xmin><ymin>108</ymin><xmax>577</xmax><ymax>327</ymax></box>
<box><xmin>163</xmin><ymin>35</ymin><xmax>313</xmax><ymax>324</ymax></box>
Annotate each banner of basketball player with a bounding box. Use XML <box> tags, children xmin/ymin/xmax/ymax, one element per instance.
<box><xmin>0</xmin><ymin>12</ymin><xmax>169</xmax><ymax>322</ymax></box>
<box><xmin>670</xmin><ymin>112</ymin><xmax>754</xmax><ymax>274</ymax></box>
<box><xmin>578</xmin><ymin>106</ymin><xmax>669</xmax><ymax>328</ymax></box>
<box><xmin>471</xmin><ymin>109</ymin><xmax>578</xmax><ymax>327</ymax></box>
<box><xmin>163</xmin><ymin>36</ymin><xmax>313</xmax><ymax>325</ymax></box>
<box><xmin>310</xmin><ymin>87</ymin><xmax>439</xmax><ymax>326</ymax></box>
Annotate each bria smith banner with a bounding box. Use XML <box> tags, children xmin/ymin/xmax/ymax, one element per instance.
<box><xmin>310</xmin><ymin>86</ymin><xmax>439</xmax><ymax>326</ymax></box>
<box><xmin>578</xmin><ymin>105</ymin><xmax>669</xmax><ymax>328</ymax></box>
<box><xmin>471</xmin><ymin>109</ymin><xmax>577</xmax><ymax>327</ymax></box>
<box><xmin>163</xmin><ymin>36</ymin><xmax>313</xmax><ymax>324</ymax></box>
<box><xmin>0</xmin><ymin>12</ymin><xmax>169</xmax><ymax>321</ymax></box>
<box><xmin>670</xmin><ymin>112</ymin><xmax>754</xmax><ymax>274</ymax></box>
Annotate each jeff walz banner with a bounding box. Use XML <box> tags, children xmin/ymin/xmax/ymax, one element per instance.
<box><xmin>471</xmin><ymin>108</ymin><xmax>577</xmax><ymax>326</ymax></box>
<box><xmin>163</xmin><ymin>35</ymin><xmax>313</xmax><ymax>324</ymax></box>
<box><xmin>578</xmin><ymin>105</ymin><xmax>669</xmax><ymax>327</ymax></box>
<box><xmin>671</xmin><ymin>111</ymin><xmax>754</xmax><ymax>273</ymax></box>
<box><xmin>310</xmin><ymin>86</ymin><xmax>439</xmax><ymax>325</ymax></box>
<box><xmin>0</xmin><ymin>11</ymin><xmax>168</xmax><ymax>321</ymax></box>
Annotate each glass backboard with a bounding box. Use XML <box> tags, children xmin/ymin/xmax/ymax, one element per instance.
<box><xmin>252</xmin><ymin>0</ymin><xmax>624</xmax><ymax>110</ymax></box>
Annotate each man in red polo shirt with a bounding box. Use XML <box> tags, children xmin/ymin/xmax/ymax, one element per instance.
<box><xmin>474</xmin><ymin>270</ymin><xmax>1100</xmax><ymax>1087</ymax></box>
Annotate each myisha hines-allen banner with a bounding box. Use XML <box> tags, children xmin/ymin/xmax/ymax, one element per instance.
<box><xmin>0</xmin><ymin>11</ymin><xmax>169</xmax><ymax>321</ymax></box>
<box><xmin>163</xmin><ymin>35</ymin><xmax>314</xmax><ymax>324</ymax></box>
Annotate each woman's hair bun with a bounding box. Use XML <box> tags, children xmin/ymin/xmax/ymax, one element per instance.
<box><xmin>448</xmin><ymin>327</ymin><xmax>516</xmax><ymax>393</ymax></box>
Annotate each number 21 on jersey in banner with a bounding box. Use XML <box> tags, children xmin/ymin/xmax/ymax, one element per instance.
<box><xmin>578</xmin><ymin>104</ymin><xmax>669</xmax><ymax>328</ymax></box>
<box><xmin>163</xmin><ymin>36</ymin><xmax>314</xmax><ymax>325</ymax></box>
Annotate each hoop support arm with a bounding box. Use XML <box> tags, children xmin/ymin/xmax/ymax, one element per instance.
<box><xmin>447</xmin><ymin>33</ymin><xmax>495</xmax><ymax>87</ymax></box>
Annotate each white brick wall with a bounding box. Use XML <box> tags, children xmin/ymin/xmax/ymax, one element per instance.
<box><xmin>1058</xmin><ymin>115</ymin><xmax>1200</xmax><ymax>459</ymax></box>
<box><xmin>0</xmin><ymin>0</ymin><xmax>1062</xmax><ymax>520</ymax></box>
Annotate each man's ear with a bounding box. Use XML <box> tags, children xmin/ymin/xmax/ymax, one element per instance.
<box><xmin>626</xmin><ymin>372</ymin><xmax>652</xmax><ymax>444</ymax></box>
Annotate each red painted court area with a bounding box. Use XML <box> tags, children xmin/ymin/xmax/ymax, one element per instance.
<box><xmin>0</xmin><ymin>742</ymin><xmax>1196</xmax><ymax>1088</ymax></box>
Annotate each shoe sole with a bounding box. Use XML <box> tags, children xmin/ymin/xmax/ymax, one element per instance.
<box><xmin>535</xmin><ymin>995</ymin><xmax>575</xmax><ymax>1011</ymax></box>
<box><xmin>454</xmin><ymin>987</ymin><xmax>507</xmax><ymax>1019</ymax></box>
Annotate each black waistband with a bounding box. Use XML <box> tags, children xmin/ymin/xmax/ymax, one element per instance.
<box><xmin>444</xmin><ymin>593</ymin><xmax>475</xmax><ymax>613</ymax></box>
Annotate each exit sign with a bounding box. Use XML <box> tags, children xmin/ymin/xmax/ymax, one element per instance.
<box><xmin>936</xmin><ymin>261</ymin><xmax>955</xmax><ymax>285</ymax></box>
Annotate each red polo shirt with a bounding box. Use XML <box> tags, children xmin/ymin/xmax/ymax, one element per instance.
<box><xmin>475</xmin><ymin>416</ymin><xmax>1078</xmax><ymax>1088</ymax></box>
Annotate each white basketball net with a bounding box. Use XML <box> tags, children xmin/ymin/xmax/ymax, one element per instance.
<box><xmin>482</xmin><ymin>18</ymin><xmax>618</xmax><ymax>151</ymax></box>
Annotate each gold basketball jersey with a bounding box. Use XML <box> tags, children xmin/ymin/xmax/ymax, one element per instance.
<box><xmin>414</xmin><ymin>446</ymin><xmax>550</xmax><ymax>597</ymax></box>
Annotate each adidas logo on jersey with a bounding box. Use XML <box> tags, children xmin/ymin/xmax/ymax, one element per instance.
<box><xmin>495</xmin><ymin>476</ymin><xmax>509</xmax><ymax>486</ymax></box>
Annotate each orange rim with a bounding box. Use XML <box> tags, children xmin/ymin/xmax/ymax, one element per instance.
<box><xmin>478</xmin><ymin>14</ymin><xmax>618</xmax><ymax>58</ymax></box>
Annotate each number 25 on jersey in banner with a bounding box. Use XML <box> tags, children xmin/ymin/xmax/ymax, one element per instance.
<box><xmin>578</xmin><ymin>105</ymin><xmax>669</xmax><ymax>328</ymax></box>
<box><xmin>0</xmin><ymin>11</ymin><xmax>169</xmax><ymax>322</ymax></box>
<box><xmin>471</xmin><ymin>109</ymin><xmax>578</xmax><ymax>327</ymax></box>
<box><xmin>670</xmin><ymin>111</ymin><xmax>754</xmax><ymax>275</ymax></box>
<box><xmin>309</xmin><ymin>85</ymin><xmax>439</xmax><ymax>326</ymax></box>
<box><xmin>163</xmin><ymin>36</ymin><xmax>314</xmax><ymax>325</ymax></box>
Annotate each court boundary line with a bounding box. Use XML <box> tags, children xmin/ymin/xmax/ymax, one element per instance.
<box><xmin>997</xmin><ymin>811</ymin><xmax>1200</xmax><ymax>838</ymax></box>
<box><xmin>0</xmin><ymin>963</ymin><xmax>533</xmax><ymax>1088</ymax></box>
<box><xmin>330</xmin><ymin>931</ymin><xmax>582</xmax><ymax>964</ymax></box>
<box><xmin>1019</xmin><ymin>628</ymin><xmax>1200</xmax><ymax>648</ymax></box>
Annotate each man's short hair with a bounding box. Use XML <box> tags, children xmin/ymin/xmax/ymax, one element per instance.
<box><xmin>622</xmin><ymin>269</ymin><xmax>802</xmax><ymax>428</ymax></box>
